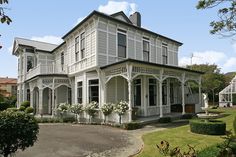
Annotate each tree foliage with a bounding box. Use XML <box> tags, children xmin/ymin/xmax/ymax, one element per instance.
<box><xmin>0</xmin><ymin>111</ymin><xmax>39</xmax><ymax>157</ymax></box>
<box><xmin>197</xmin><ymin>0</ymin><xmax>236</xmax><ymax>37</ymax></box>
<box><xmin>187</xmin><ymin>64</ymin><xmax>226</xmax><ymax>102</ymax></box>
<box><xmin>0</xmin><ymin>0</ymin><xmax>11</xmax><ymax>25</ymax></box>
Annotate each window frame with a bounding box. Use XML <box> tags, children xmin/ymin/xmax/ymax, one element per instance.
<box><xmin>61</xmin><ymin>51</ymin><xmax>64</xmax><ymax>65</ymax></box>
<box><xmin>75</xmin><ymin>36</ymin><xmax>80</xmax><ymax>62</ymax></box>
<box><xmin>134</xmin><ymin>79</ymin><xmax>142</xmax><ymax>106</ymax></box>
<box><xmin>149</xmin><ymin>78</ymin><xmax>157</xmax><ymax>106</ymax></box>
<box><xmin>80</xmin><ymin>32</ymin><xmax>85</xmax><ymax>60</ymax></box>
<box><xmin>143</xmin><ymin>39</ymin><xmax>150</xmax><ymax>62</ymax></box>
<box><xmin>77</xmin><ymin>81</ymin><xmax>83</xmax><ymax>104</ymax></box>
<box><xmin>117</xmin><ymin>31</ymin><xmax>127</xmax><ymax>58</ymax></box>
<box><xmin>162</xmin><ymin>43</ymin><xmax>168</xmax><ymax>65</ymax></box>
<box><xmin>88</xmin><ymin>79</ymin><xmax>99</xmax><ymax>103</ymax></box>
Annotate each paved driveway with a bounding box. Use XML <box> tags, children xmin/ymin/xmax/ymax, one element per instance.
<box><xmin>16</xmin><ymin>124</ymin><xmax>140</xmax><ymax>157</ymax></box>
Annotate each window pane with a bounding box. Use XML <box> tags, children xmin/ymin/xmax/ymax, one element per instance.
<box><xmin>61</xmin><ymin>52</ymin><xmax>64</xmax><ymax>64</ymax></box>
<box><xmin>77</xmin><ymin>81</ymin><xmax>82</xmax><ymax>104</ymax></box>
<box><xmin>143</xmin><ymin>51</ymin><xmax>149</xmax><ymax>61</ymax></box>
<box><xmin>118</xmin><ymin>46</ymin><xmax>126</xmax><ymax>58</ymax></box>
<box><xmin>118</xmin><ymin>33</ymin><xmax>126</xmax><ymax>46</ymax></box>
<box><xmin>89</xmin><ymin>79</ymin><xmax>99</xmax><ymax>85</ymax></box>
<box><xmin>143</xmin><ymin>41</ymin><xmax>149</xmax><ymax>51</ymax></box>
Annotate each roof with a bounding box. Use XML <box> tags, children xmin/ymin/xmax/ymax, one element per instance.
<box><xmin>100</xmin><ymin>58</ymin><xmax>204</xmax><ymax>74</ymax></box>
<box><xmin>0</xmin><ymin>77</ymin><xmax>17</xmax><ymax>84</ymax></box>
<box><xmin>62</xmin><ymin>10</ymin><xmax>183</xmax><ymax>46</ymax></box>
<box><xmin>13</xmin><ymin>37</ymin><xmax>59</xmax><ymax>53</ymax></box>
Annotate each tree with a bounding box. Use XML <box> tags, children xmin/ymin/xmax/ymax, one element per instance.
<box><xmin>0</xmin><ymin>111</ymin><xmax>39</xmax><ymax>157</ymax></box>
<box><xmin>0</xmin><ymin>0</ymin><xmax>11</xmax><ymax>25</ymax></box>
<box><xmin>197</xmin><ymin>0</ymin><xmax>236</xmax><ymax>37</ymax></box>
<box><xmin>187</xmin><ymin>64</ymin><xmax>226</xmax><ymax>104</ymax></box>
<box><xmin>69</xmin><ymin>103</ymin><xmax>83</xmax><ymax>123</ymax></box>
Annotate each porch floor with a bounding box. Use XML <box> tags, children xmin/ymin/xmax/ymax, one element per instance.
<box><xmin>135</xmin><ymin>112</ymin><xmax>183</xmax><ymax>125</ymax></box>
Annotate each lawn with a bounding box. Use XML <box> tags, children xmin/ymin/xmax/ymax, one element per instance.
<box><xmin>137</xmin><ymin>108</ymin><xmax>236</xmax><ymax>157</ymax></box>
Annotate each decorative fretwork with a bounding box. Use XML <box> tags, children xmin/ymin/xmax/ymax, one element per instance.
<box><xmin>132</xmin><ymin>66</ymin><xmax>160</xmax><ymax>74</ymax></box>
<box><xmin>54</xmin><ymin>79</ymin><xmax>69</xmax><ymax>84</ymax></box>
<box><xmin>104</xmin><ymin>67</ymin><xmax>127</xmax><ymax>76</ymax></box>
<box><xmin>163</xmin><ymin>70</ymin><xmax>182</xmax><ymax>78</ymax></box>
<box><xmin>185</xmin><ymin>73</ymin><xmax>200</xmax><ymax>83</ymax></box>
<box><xmin>42</xmin><ymin>78</ymin><xmax>53</xmax><ymax>84</ymax></box>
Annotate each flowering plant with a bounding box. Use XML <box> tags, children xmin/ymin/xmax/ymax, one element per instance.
<box><xmin>70</xmin><ymin>103</ymin><xmax>83</xmax><ymax>115</ymax></box>
<box><xmin>85</xmin><ymin>101</ymin><xmax>98</xmax><ymax>118</ymax></box>
<box><xmin>101</xmin><ymin>103</ymin><xmax>114</xmax><ymax>123</ymax></box>
<box><xmin>101</xmin><ymin>103</ymin><xmax>114</xmax><ymax>116</ymax></box>
<box><xmin>114</xmin><ymin>101</ymin><xmax>129</xmax><ymax>124</ymax></box>
<box><xmin>114</xmin><ymin>101</ymin><xmax>129</xmax><ymax>116</ymax></box>
<box><xmin>57</xmin><ymin>103</ymin><xmax>70</xmax><ymax>113</ymax></box>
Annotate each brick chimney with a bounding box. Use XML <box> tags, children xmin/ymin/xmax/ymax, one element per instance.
<box><xmin>129</xmin><ymin>12</ymin><xmax>141</xmax><ymax>27</ymax></box>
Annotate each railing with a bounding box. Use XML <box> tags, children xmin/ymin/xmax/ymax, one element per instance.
<box><xmin>68</xmin><ymin>58</ymin><xmax>88</xmax><ymax>74</ymax></box>
<box><xmin>25</xmin><ymin>63</ymin><xmax>67</xmax><ymax>80</ymax></box>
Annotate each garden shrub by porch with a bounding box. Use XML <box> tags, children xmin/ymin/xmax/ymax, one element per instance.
<box><xmin>19</xmin><ymin>105</ymin><xmax>26</xmax><ymax>111</ymax></box>
<box><xmin>62</xmin><ymin>116</ymin><xmax>76</xmax><ymax>123</ymax></box>
<box><xmin>0</xmin><ymin>102</ymin><xmax>9</xmax><ymax>111</ymax></box>
<box><xmin>190</xmin><ymin>119</ymin><xmax>226</xmax><ymax>135</ymax></box>
<box><xmin>20</xmin><ymin>101</ymin><xmax>30</xmax><ymax>108</ymax></box>
<box><xmin>122</xmin><ymin>122</ymin><xmax>143</xmax><ymax>130</ymax></box>
<box><xmin>25</xmin><ymin>107</ymin><xmax>34</xmax><ymax>114</ymax></box>
<box><xmin>158</xmin><ymin>117</ymin><xmax>172</xmax><ymax>123</ymax></box>
<box><xmin>6</xmin><ymin>107</ymin><xmax>18</xmax><ymax>112</ymax></box>
<box><xmin>181</xmin><ymin>113</ymin><xmax>194</xmax><ymax>119</ymax></box>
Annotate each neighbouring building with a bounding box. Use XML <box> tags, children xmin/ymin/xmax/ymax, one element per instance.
<box><xmin>12</xmin><ymin>11</ymin><xmax>203</xmax><ymax>123</ymax></box>
<box><xmin>0</xmin><ymin>77</ymin><xmax>17</xmax><ymax>98</ymax></box>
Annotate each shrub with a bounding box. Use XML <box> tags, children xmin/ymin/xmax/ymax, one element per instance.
<box><xmin>159</xmin><ymin>117</ymin><xmax>172</xmax><ymax>123</ymax></box>
<box><xmin>190</xmin><ymin>119</ymin><xmax>226</xmax><ymax>135</ymax></box>
<box><xmin>6</xmin><ymin>107</ymin><xmax>18</xmax><ymax>112</ymax></box>
<box><xmin>69</xmin><ymin>103</ymin><xmax>83</xmax><ymax>123</ymax></box>
<box><xmin>181</xmin><ymin>113</ymin><xmax>194</xmax><ymax>119</ymax></box>
<box><xmin>57</xmin><ymin>103</ymin><xmax>70</xmax><ymax>113</ymax></box>
<box><xmin>233</xmin><ymin>116</ymin><xmax>236</xmax><ymax>134</ymax></box>
<box><xmin>0</xmin><ymin>102</ymin><xmax>9</xmax><ymax>111</ymax></box>
<box><xmin>85</xmin><ymin>101</ymin><xmax>98</xmax><ymax>122</ymax></box>
<box><xmin>25</xmin><ymin>107</ymin><xmax>34</xmax><ymax>114</ymax></box>
<box><xmin>20</xmin><ymin>101</ymin><xmax>30</xmax><ymax>108</ymax></box>
<box><xmin>0</xmin><ymin>111</ymin><xmax>39</xmax><ymax>157</ymax></box>
<box><xmin>62</xmin><ymin>116</ymin><xmax>76</xmax><ymax>123</ymax></box>
<box><xmin>35</xmin><ymin>117</ymin><xmax>62</xmax><ymax>123</ymax></box>
<box><xmin>19</xmin><ymin>106</ymin><xmax>26</xmax><ymax>111</ymax></box>
<box><xmin>101</xmin><ymin>103</ymin><xmax>114</xmax><ymax>123</ymax></box>
<box><xmin>114</xmin><ymin>101</ymin><xmax>129</xmax><ymax>124</ymax></box>
<box><xmin>122</xmin><ymin>122</ymin><xmax>143</xmax><ymax>130</ymax></box>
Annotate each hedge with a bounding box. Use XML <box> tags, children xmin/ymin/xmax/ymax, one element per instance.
<box><xmin>190</xmin><ymin>119</ymin><xmax>226</xmax><ymax>135</ymax></box>
<box><xmin>122</xmin><ymin>122</ymin><xmax>143</xmax><ymax>130</ymax></box>
<box><xmin>234</xmin><ymin>116</ymin><xmax>236</xmax><ymax>134</ymax></box>
<box><xmin>181</xmin><ymin>113</ymin><xmax>194</xmax><ymax>119</ymax></box>
<box><xmin>20</xmin><ymin>101</ymin><xmax>30</xmax><ymax>108</ymax></box>
<box><xmin>159</xmin><ymin>117</ymin><xmax>172</xmax><ymax>123</ymax></box>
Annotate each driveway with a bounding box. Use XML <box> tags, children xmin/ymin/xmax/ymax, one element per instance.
<box><xmin>16</xmin><ymin>124</ymin><xmax>141</xmax><ymax>157</ymax></box>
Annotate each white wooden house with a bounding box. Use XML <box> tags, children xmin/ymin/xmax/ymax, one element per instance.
<box><xmin>12</xmin><ymin>11</ymin><xmax>203</xmax><ymax>123</ymax></box>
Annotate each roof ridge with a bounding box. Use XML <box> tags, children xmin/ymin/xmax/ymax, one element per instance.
<box><xmin>15</xmin><ymin>37</ymin><xmax>60</xmax><ymax>46</ymax></box>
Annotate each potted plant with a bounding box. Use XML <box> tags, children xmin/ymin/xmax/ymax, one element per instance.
<box><xmin>101</xmin><ymin>103</ymin><xmax>114</xmax><ymax>123</ymax></box>
<box><xmin>114</xmin><ymin>101</ymin><xmax>129</xmax><ymax>124</ymax></box>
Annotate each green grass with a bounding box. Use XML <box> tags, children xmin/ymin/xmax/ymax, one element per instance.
<box><xmin>137</xmin><ymin>108</ymin><xmax>236</xmax><ymax>157</ymax></box>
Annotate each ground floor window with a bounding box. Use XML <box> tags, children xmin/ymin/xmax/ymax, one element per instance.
<box><xmin>89</xmin><ymin>79</ymin><xmax>99</xmax><ymax>103</ymax></box>
<box><xmin>26</xmin><ymin>89</ymin><xmax>30</xmax><ymax>101</ymax></box>
<box><xmin>162</xmin><ymin>81</ymin><xmax>167</xmax><ymax>105</ymax></box>
<box><xmin>149</xmin><ymin>79</ymin><xmax>157</xmax><ymax>106</ymax></box>
<box><xmin>68</xmin><ymin>87</ymin><xmax>72</xmax><ymax>105</ymax></box>
<box><xmin>134</xmin><ymin>79</ymin><xmax>141</xmax><ymax>106</ymax></box>
<box><xmin>77</xmin><ymin>82</ymin><xmax>82</xmax><ymax>103</ymax></box>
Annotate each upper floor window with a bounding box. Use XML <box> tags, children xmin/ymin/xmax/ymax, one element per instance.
<box><xmin>75</xmin><ymin>36</ymin><xmax>79</xmax><ymax>62</ymax></box>
<box><xmin>143</xmin><ymin>40</ymin><xmax>149</xmax><ymax>62</ymax></box>
<box><xmin>61</xmin><ymin>52</ymin><xmax>64</xmax><ymax>65</ymax></box>
<box><xmin>118</xmin><ymin>32</ymin><xmax>126</xmax><ymax>58</ymax></box>
<box><xmin>162</xmin><ymin>43</ymin><xmax>168</xmax><ymax>65</ymax></box>
<box><xmin>80</xmin><ymin>32</ymin><xmax>85</xmax><ymax>59</ymax></box>
<box><xmin>27</xmin><ymin>56</ymin><xmax>33</xmax><ymax>72</ymax></box>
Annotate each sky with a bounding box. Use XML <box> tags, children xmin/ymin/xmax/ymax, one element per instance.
<box><xmin>0</xmin><ymin>0</ymin><xmax>236</xmax><ymax>78</ymax></box>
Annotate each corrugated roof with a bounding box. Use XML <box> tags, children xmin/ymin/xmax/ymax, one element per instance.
<box><xmin>14</xmin><ymin>37</ymin><xmax>58</xmax><ymax>52</ymax></box>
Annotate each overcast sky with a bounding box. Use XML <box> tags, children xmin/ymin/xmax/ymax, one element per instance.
<box><xmin>0</xmin><ymin>0</ymin><xmax>236</xmax><ymax>78</ymax></box>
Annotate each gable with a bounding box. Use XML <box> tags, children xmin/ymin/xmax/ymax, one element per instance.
<box><xmin>110</xmin><ymin>11</ymin><xmax>133</xmax><ymax>24</ymax></box>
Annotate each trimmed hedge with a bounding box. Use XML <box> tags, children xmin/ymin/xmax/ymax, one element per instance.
<box><xmin>181</xmin><ymin>113</ymin><xmax>194</xmax><ymax>119</ymax></box>
<box><xmin>35</xmin><ymin>117</ymin><xmax>62</xmax><ymax>123</ymax></box>
<box><xmin>190</xmin><ymin>119</ymin><xmax>226</xmax><ymax>135</ymax></box>
<box><xmin>159</xmin><ymin>117</ymin><xmax>172</xmax><ymax>123</ymax></box>
<box><xmin>20</xmin><ymin>101</ymin><xmax>30</xmax><ymax>108</ymax></box>
<box><xmin>25</xmin><ymin>107</ymin><xmax>34</xmax><ymax>114</ymax></box>
<box><xmin>122</xmin><ymin>122</ymin><xmax>143</xmax><ymax>130</ymax></box>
